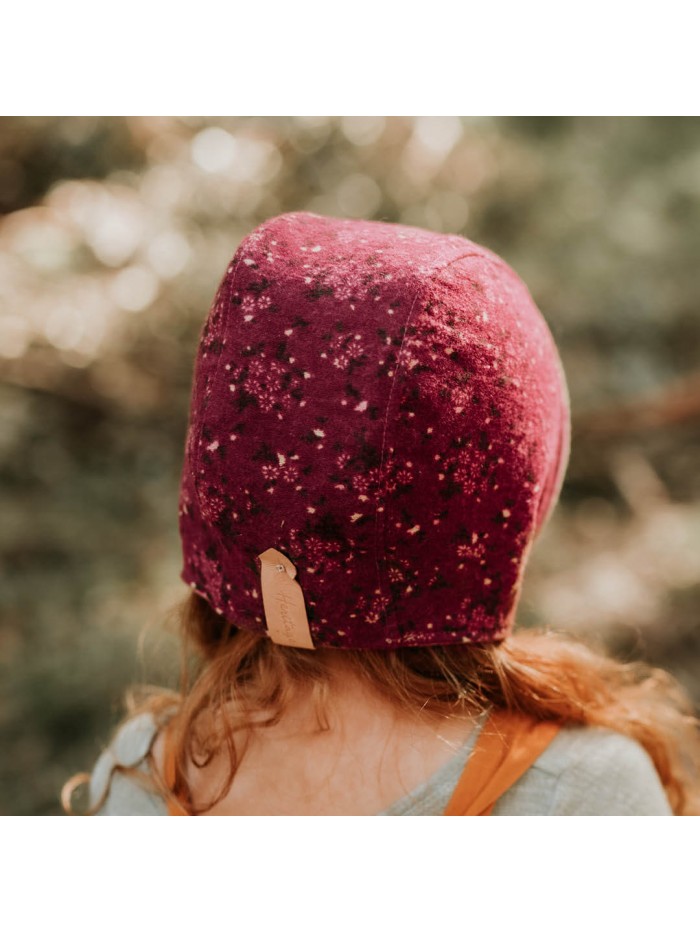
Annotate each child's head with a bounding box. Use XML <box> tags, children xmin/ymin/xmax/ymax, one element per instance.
<box><xmin>178</xmin><ymin>211</ymin><xmax>570</xmax><ymax>650</ymax></box>
<box><xmin>64</xmin><ymin>214</ymin><xmax>700</xmax><ymax>817</ymax></box>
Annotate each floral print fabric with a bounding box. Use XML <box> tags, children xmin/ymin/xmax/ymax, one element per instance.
<box><xmin>178</xmin><ymin>212</ymin><xmax>570</xmax><ymax>649</ymax></box>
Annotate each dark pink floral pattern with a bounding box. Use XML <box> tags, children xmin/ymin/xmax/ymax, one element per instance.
<box><xmin>178</xmin><ymin>212</ymin><xmax>570</xmax><ymax>649</ymax></box>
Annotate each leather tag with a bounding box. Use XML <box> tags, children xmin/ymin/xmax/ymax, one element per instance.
<box><xmin>257</xmin><ymin>547</ymin><xmax>315</xmax><ymax>650</ymax></box>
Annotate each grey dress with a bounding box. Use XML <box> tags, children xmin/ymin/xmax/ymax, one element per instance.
<box><xmin>87</xmin><ymin>709</ymin><xmax>673</xmax><ymax>816</ymax></box>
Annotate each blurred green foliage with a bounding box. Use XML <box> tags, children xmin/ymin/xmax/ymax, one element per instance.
<box><xmin>1</xmin><ymin>116</ymin><xmax>699</xmax><ymax>814</ymax></box>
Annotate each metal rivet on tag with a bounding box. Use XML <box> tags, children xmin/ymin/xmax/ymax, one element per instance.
<box><xmin>257</xmin><ymin>547</ymin><xmax>315</xmax><ymax>650</ymax></box>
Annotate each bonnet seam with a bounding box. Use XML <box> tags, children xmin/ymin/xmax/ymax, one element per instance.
<box><xmin>373</xmin><ymin>250</ymin><xmax>484</xmax><ymax>631</ymax></box>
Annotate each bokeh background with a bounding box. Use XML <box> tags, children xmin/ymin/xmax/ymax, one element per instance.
<box><xmin>1</xmin><ymin>116</ymin><xmax>699</xmax><ymax>815</ymax></box>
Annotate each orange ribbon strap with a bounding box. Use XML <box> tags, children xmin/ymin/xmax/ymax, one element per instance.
<box><xmin>163</xmin><ymin>723</ymin><xmax>189</xmax><ymax>816</ymax></box>
<box><xmin>443</xmin><ymin>709</ymin><xmax>561</xmax><ymax>816</ymax></box>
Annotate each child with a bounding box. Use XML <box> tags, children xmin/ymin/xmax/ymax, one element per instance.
<box><xmin>63</xmin><ymin>211</ymin><xmax>700</xmax><ymax>816</ymax></box>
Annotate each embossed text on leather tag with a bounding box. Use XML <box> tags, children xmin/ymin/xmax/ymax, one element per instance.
<box><xmin>257</xmin><ymin>547</ymin><xmax>315</xmax><ymax>650</ymax></box>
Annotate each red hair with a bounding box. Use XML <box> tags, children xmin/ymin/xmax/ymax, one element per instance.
<box><xmin>64</xmin><ymin>592</ymin><xmax>700</xmax><ymax>815</ymax></box>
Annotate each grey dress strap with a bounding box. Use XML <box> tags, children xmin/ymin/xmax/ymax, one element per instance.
<box><xmin>89</xmin><ymin>712</ymin><xmax>168</xmax><ymax>816</ymax></box>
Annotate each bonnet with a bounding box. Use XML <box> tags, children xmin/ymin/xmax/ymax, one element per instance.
<box><xmin>178</xmin><ymin>212</ymin><xmax>570</xmax><ymax>650</ymax></box>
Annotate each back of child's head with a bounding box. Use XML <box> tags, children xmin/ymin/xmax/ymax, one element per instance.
<box><xmin>178</xmin><ymin>211</ymin><xmax>570</xmax><ymax>651</ymax></box>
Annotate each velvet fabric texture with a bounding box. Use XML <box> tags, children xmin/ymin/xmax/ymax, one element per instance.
<box><xmin>178</xmin><ymin>212</ymin><xmax>570</xmax><ymax>649</ymax></box>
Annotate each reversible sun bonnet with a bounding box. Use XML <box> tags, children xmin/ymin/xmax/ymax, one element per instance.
<box><xmin>178</xmin><ymin>211</ymin><xmax>570</xmax><ymax>650</ymax></box>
